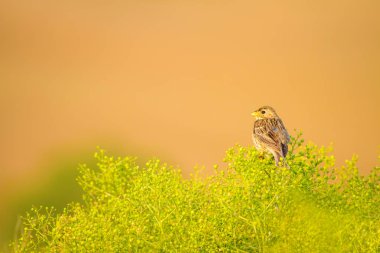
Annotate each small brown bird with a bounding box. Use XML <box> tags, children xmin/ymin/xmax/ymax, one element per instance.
<box><xmin>251</xmin><ymin>106</ymin><xmax>290</xmax><ymax>166</ymax></box>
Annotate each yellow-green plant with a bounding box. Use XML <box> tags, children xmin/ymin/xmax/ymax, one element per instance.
<box><xmin>11</xmin><ymin>133</ymin><xmax>380</xmax><ymax>252</ymax></box>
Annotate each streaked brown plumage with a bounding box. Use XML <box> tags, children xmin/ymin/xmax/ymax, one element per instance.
<box><xmin>251</xmin><ymin>106</ymin><xmax>290</xmax><ymax>166</ymax></box>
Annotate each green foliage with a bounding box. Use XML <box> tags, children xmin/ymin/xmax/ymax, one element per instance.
<box><xmin>10</xmin><ymin>133</ymin><xmax>380</xmax><ymax>252</ymax></box>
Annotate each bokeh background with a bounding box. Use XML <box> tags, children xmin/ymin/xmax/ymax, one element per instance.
<box><xmin>1</xmin><ymin>0</ymin><xmax>379</xmax><ymax>249</ymax></box>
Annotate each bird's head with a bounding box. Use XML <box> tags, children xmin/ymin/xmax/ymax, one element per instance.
<box><xmin>251</xmin><ymin>106</ymin><xmax>278</xmax><ymax>120</ymax></box>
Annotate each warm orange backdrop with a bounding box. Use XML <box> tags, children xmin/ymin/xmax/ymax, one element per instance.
<box><xmin>0</xmin><ymin>0</ymin><xmax>379</xmax><ymax>246</ymax></box>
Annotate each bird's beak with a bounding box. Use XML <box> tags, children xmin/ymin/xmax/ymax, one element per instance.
<box><xmin>251</xmin><ymin>111</ymin><xmax>259</xmax><ymax>118</ymax></box>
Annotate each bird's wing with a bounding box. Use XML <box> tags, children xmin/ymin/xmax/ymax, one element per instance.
<box><xmin>272</xmin><ymin>118</ymin><xmax>290</xmax><ymax>157</ymax></box>
<box><xmin>275</xmin><ymin>118</ymin><xmax>290</xmax><ymax>145</ymax></box>
<box><xmin>254</xmin><ymin>118</ymin><xmax>289</xmax><ymax>156</ymax></box>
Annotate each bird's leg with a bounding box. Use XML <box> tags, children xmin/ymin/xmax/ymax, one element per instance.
<box><xmin>259</xmin><ymin>150</ymin><xmax>271</xmax><ymax>160</ymax></box>
<box><xmin>273</xmin><ymin>153</ymin><xmax>280</xmax><ymax>167</ymax></box>
<box><xmin>257</xmin><ymin>150</ymin><xmax>266</xmax><ymax>160</ymax></box>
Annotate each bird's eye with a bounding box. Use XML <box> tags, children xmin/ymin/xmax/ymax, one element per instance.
<box><xmin>261</xmin><ymin>110</ymin><xmax>266</xmax><ymax>114</ymax></box>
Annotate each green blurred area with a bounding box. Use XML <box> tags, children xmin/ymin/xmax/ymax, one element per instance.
<box><xmin>1</xmin><ymin>154</ymin><xmax>85</xmax><ymax>251</ymax></box>
<box><xmin>0</xmin><ymin>145</ymin><xmax>139</xmax><ymax>251</ymax></box>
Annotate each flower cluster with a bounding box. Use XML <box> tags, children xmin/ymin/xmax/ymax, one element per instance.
<box><xmin>11</xmin><ymin>133</ymin><xmax>380</xmax><ymax>252</ymax></box>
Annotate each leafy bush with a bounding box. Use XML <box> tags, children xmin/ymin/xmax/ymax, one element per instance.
<box><xmin>10</xmin><ymin>133</ymin><xmax>380</xmax><ymax>252</ymax></box>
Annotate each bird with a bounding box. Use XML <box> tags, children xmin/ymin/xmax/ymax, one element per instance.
<box><xmin>251</xmin><ymin>106</ymin><xmax>290</xmax><ymax>166</ymax></box>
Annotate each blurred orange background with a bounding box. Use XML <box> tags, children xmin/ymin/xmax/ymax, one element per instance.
<box><xmin>0</xmin><ymin>0</ymin><xmax>379</xmax><ymax>248</ymax></box>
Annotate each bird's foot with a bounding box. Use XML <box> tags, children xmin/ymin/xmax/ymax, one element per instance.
<box><xmin>258</xmin><ymin>151</ymin><xmax>266</xmax><ymax>160</ymax></box>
